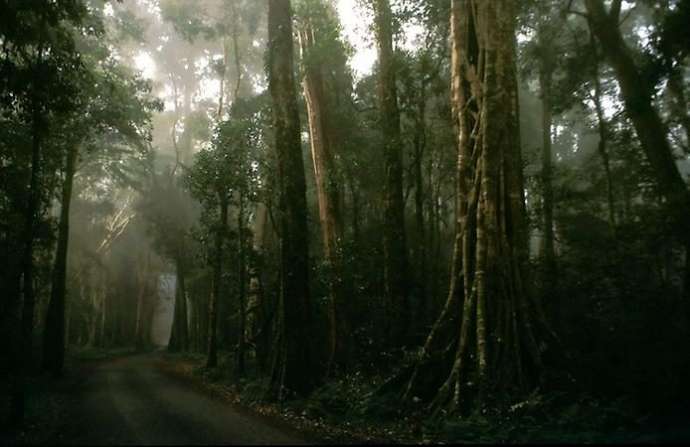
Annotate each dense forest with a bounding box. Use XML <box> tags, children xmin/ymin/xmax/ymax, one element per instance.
<box><xmin>1</xmin><ymin>0</ymin><xmax>690</xmax><ymax>443</ymax></box>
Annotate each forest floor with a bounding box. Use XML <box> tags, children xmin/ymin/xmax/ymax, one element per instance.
<box><xmin>159</xmin><ymin>351</ymin><xmax>690</xmax><ymax>445</ymax></box>
<box><xmin>4</xmin><ymin>348</ymin><xmax>690</xmax><ymax>445</ymax></box>
<box><xmin>157</xmin><ymin>352</ymin><xmax>406</xmax><ymax>444</ymax></box>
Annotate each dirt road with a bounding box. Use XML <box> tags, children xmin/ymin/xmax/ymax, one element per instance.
<box><xmin>55</xmin><ymin>354</ymin><xmax>309</xmax><ymax>445</ymax></box>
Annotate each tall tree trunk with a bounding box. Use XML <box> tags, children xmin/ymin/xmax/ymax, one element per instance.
<box><xmin>347</xmin><ymin>173</ymin><xmax>361</xmax><ymax>254</ymax></box>
<box><xmin>187</xmin><ymin>291</ymin><xmax>195</xmax><ymax>352</ymax></box>
<box><xmin>99</xmin><ymin>272</ymin><xmax>107</xmax><ymax>347</ymax></box>
<box><xmin>180</xmin><ymin>261</ymin><xmax>188</xmax><ymax>349</ymax></box>
<box><xmin>135</xmin><ymin>275</ymin><xmax>144</xmax><ymax>349</ymax></box>
<box><xmin>413</xmin><ymin>77</ymin><xmax>428</xmax><ymax>337</ymax></box>
<box><xmin>200</xmin><ymin>290</ymin><xmax>210</xmax><ymax>354</ymax></box>
<box><xmin>135</xmin><ymin>253</ymin><xmax>151</xmax><ymax>350</ymax></box>
<box><xmin>248</xmin><ymin>202</ymin><xmax>268</xmax><ymax>371</ymax></box>
<box><xmin>12</xmin><ymin>103</ymin><xmax>44</xmax><ymax>427</ymax></box>
<box><xmin>192</xmin><ymin>293</ymin><xmax>200</xmax><ymax>352</ymax></box>
<box><xmin>537</xmin><ymin>48</ymin><xmax>560</xmax><ymax>327</ymax></box>
<box><xmin>374</xmin><ymin>0</ymin><xmax>410</xmax><ymax>348</ymax></box>
<box><xmin>65</xmin><ymin>294</ymin><xmax>71</xmax><ymax>348</ymax></box>
<box><xmin>667</xmin><ymin>67</ymin><xmax>690</xmax><ymax>320</ymax></box>
<box><xmin>585</xmin><ymin>0</ymin><xmax>690</xmax><ymax>318</ymax></box>
<box><xmin>236</xmin><ymin>195</ymin><xmax>247</xmax><ymax>376</ymax></box>
<box><xmin>585</xmin><ymin>0</ymin><xmax>690</xmax><ymax>237</ymax></box>
<box><xmin>298</xmin><ymin>18</ymin><xmax>349</xmax><ymax>375</ymax></box>
<box><xmin>1</xmin><ymin>249</ymin><xmax>22</xmax><ymax>423</ymax></box>
<box><xmin>539</xmin><ymin>65</ymin><xmax>556</xmax><ymax>270</ymax></box>
<box><xmin>667</xmin><ymin>66</ymin><xmax>690</xmax><ymax>153</ymax></box>
<box><xmin>87</xmin><ymin>269</ymin><xmax>97</xmax><ymax>347</ymax></box>
<box><xmin>43</xmin><ymin>145</ymin><xmax>78</xmax><ymax>376</ymax></box>
<box><xmin>685</xmin><ymin>240</ymin><xmax>690</xmax><ymax>325</ymax></box>
<box><xmin>406</xmin><ymin>0</ymin><xmax>547</xmax><ymax>413</ymax></box>
<box><xmin>207</xmin><ymin>196</ymin><xmax>227</xmax><ymax>368</ymax></box>
<box><xmin>169</xmin><ymin>257</ymin><xmax>189</xmax><ymax>352</ymax></box>
<box><xmin>427</xmin><ymin>153</ymin><xmax>440</xmax><ymax>313</ymax></box>
<box><xmin>267</xmin><ymin>0</ymin><xmax>315</xmax><ymax>397</ymax></box>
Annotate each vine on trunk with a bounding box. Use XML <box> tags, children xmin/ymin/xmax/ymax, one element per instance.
<box><xmin>405</xmin><ymin>0</ymin><xmax>552</xmax><ymax>415</ymax></box>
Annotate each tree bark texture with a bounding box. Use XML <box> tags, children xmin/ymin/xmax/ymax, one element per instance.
<box><xmin>169</xmin><ymin>256</ymin><xmax>189</xmax><ymax>353</ymax></box>
<box><xmin>11</xmin><ymin>101</ymin><xmax>45</xmax><ymax>427</ymax></box>
<box><xmin>247</xmin><ymin>202</ymin><xmax>268</xmax><ymax>371</ymax></box>
<box><xmin>667</xmin><ymin>62</ymin><xmax>690</xmax><ymax>153</ymax></box>
<box><xmin>373</xmin><ymin>0</ymin><xmax>410</xmax><ymax>348</ymax></box>
<box><xmin>43</xmin><ymin>145</ymin><xmax>78</xmax><ymax>376</ymax></box>
<box><xmin>135</xmin><ymin>252</ymin><xmax>153</xmax><ymax>350</ymax></box>
<box><xmin>206</xmin><ymin>196</ymin><xmax>227</xmax><ymax>368</ymax></box>
<box><xmin>298</xmin><ymin>13</ymin><xmax>350</xmax><ymax>375</ymax></box>
<box><xmin>268</xmin><ymin>0</ymin><xmax>315</xmax><ymax>397</ymax></box>
<box><xmin>236</xmin><ymin>196</ymin><xmax>247</xmax><ymax>376</ymax></box>
<box><xmin>413</xmin><ymin>74</ymin><xmax>428</xmax><ymax>336</ymax></box>
<box><xmin>406</xmin><ymin>0</ymin><xmax>546</xmax><ymax>413</ymax></box>
<box><xmin>539</xmin><ymin>64</ymin><xmax>555</xmax><ymax>270</ymax></box>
